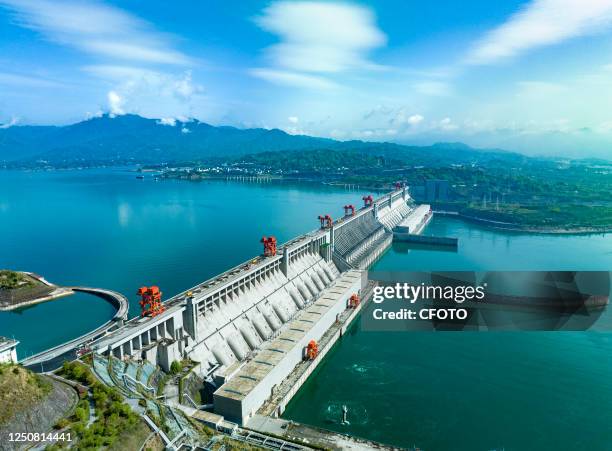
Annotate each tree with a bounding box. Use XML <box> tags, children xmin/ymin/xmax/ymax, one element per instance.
<box><xmin>170</xmin><ymin>360</ymin><xmax>182</xmax><ymax>375</ymax></box>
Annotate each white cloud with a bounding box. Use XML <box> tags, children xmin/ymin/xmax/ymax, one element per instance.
<box><xmin>468</xmin><ymin>0</ymin><xmax>612</xmax><ymax>64</ymax></box>
<box><xmin>252</xmin><ymin>1</ymin><xmax>386</xmax><ymax>88</ymax></box>
<box><xmin>255</xmin><ymin>1</ymin><xmax>385</xmax><ymax>73</ymax></box>
<box><xmin>158</xmin><ymin>117</ymin><xmax>177</xmax><ymax>126</ymax></box>
<box><xmin>82</xmin><ymin>41</ymin><xmax>188</xmax><ymax>65</ymax></box>
<box><xmin>0</xmin><ymin>0</ymin><xmax>190</xmax><ymax>65</ymax></box>
<box><xmin>250</xmin><ymin>68</ymin><xmax>338</xmax><ymax>89</ymax></box>
<box><xmin>389</xmin><ymin>109</ymin><xmax>424</xmax><ymax>127</ymax></box>
<box><xmin>288</xmin><ymin>116</ymin><xmax>299</xmax><ymax>124</ymax></box>
<box><xmin>0</xmin><ymin>71</ymin><xmax>65</xmax><ymax>88</ymax></box>
<box><xmin>438</xmin><ymin>117</ymin><xmax>459</xmax><ymax>131</ymax></box>
<box><xmin>85</xmin><ymin>110</ymin><xmax>104</xmax><ymax>120</ymax></box>
<box><xmin>107</xmin><ymin>90</ymin><xmax>125</xmax><ymax>116</ymax></box>
<box><xmin>407</xmin><ymin>114</ymin><xmax>424</xmax><ymax>125</ymax></box>
<box><xmin>0</xmin><ymin>116</ymin><xmax>20</xmax><ymax>128</ymax></box>
<box><xmin>85</xmin><ymin>66</ymin><xmax>203</xmax><ymax>116</ymax></box>
<box><xmin>173</xmin><ymin>71</ymin><xmax>199</xmax><ymax>100</ymax></box>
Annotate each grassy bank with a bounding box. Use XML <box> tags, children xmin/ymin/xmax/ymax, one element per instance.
<box><xmin>0</xmin><ymin>364</ymin><xmax>52</xmax><ymax>425</ymax></box>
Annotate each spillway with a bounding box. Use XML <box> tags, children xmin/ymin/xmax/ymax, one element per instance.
<box><xmin>89</xmin><ymin>187</ymin><xmax>416</xmax><ymax>426</ymax></box>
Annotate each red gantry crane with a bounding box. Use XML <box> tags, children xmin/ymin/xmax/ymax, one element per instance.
<box><xmin>344</xmin><ymin>204</ymin><xmax>355</xmax><ymax>216</ymax></box>
<box><xmin>137</xmin><ymin>286</ymin><xmax>166</xmax><ymax>317</ymax></box>
<box><xmin>261</xmin><ymin>236</ymin><xmax>277</xmax><ymax>257</ymax></box>
<box><xmin>362</xmin><ymin>195</ymin><xmax>373</xmax><ymax>207</ymax></box>
<box><xmin>318</xmin><ymin>214</ymin><xmax>333</xmax><ymax>229</ymax></box>
<box><xmin>349</xmin><ymin>293</ymin><xmax>360</xmax><ymax>308</ymax></box>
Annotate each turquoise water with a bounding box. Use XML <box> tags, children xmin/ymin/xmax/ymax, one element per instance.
<box><xmin>2</xmin><ymin>169</ymin><xmax>612</xmax><ymax>450</ymax></box>
<box><xmin>0</xmin><ymin>169</ymin><xmax>361</xmax><ymax>357</ymax></box>
<box><xmin>282</xmin><ymin>217</ymin><xmax>612</xmax><ymax>450</ymax></box>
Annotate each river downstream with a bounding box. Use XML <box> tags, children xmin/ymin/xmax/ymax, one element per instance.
<box><xmin>282</xmin><ymin>216</ymin><xmax>612</xmax><ymax>451</ymax></box>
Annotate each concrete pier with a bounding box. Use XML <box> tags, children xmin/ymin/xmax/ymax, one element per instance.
<box><xmin>394</xmin><ymin>234</ymin><xmax>458</xmax><ymax>246</ymax></box>
<box><xmin>393</xmin><ymin>204</ymin><xmax>432</xmax><ymax>235</ymax></box>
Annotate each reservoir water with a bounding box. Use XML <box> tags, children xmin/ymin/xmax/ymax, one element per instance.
<box><xmin>0</xmin><ymin>169</ymin><xmax>361</xmax><ymax>356</ymax></box>
<box><xmin>1</xmin><ymin>169</ymin><xmax>611</xmax><ymax>450</ymax></box>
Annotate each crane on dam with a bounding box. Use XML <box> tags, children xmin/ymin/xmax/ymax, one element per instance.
<box><xmin>362</xmin><ymin>194</ymin><xmax>373</xmax><ymax>207</ymax></box>
<box><xmin>261</xmin><ymin>236</ymin><xmax>278</xmax><ymax>257</ymax></box>
<box><xmin>318</xmin><ymin>214</ymin><xmax>333</xmax><ymax>229</ymax></box>
<box><xmin>137</xmin><ymin>286</ymin><xmax>165</xmax><ymax>317</ymax></box>
<box><xmin>344</xmin><ymin>204</ymin><xmax>355</xmax><ymax>216</ymax></box>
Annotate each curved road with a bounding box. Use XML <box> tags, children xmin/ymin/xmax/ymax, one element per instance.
<box><xmin>20</xmin><ymin>287</ymin><xmax>128</xmax><ymax>372</ymax></box>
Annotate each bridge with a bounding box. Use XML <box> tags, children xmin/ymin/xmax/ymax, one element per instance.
<box><xmin>20</xmin><ymin>286</ymin><xmax>128</xmax><ymax>371</ymax></box>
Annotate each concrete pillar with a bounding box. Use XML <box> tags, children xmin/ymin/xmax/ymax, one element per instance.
<box><xmin>184</xmin><ymin>296</ymin><xmax>198</xmax><ymax>339</ymax></box>
<box><xmin>373</xmin><ymin>203</ymin><xmax>379</xmax><ymax>219</ymax></box>
<box><xmin>166</xmin><ymin>318</ymin><xmax>175</xmax><ymax>339</ymax></box>
<box><xmin>281</xmin><ymin>247</ymin><xmax>289</xmax><ymax>276</ymax></box>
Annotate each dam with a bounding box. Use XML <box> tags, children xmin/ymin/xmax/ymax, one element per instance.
<box><xmin>29</xmin><ymin>186</ymin><xmax>424</xmax><ymax>433</ymax></box>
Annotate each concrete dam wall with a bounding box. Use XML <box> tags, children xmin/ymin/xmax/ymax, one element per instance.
<box><xmin>187</xmin><ymin>250</ymin><xmax>341</xmax><ymax>377</ymax></box>
<box><xmin>90</xmin><ymin>188</ymin><xmax>416</xmax><ymax>423</ymax></box>
<box><xmin>333</xmin><ymin>188</ymin><xmax>413</xmax><ymax>269</ymax></box>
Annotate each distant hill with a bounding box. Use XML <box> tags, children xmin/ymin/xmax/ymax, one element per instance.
<box><xmin>0</xmin><ymin>113</ymin><xmax>530</xmax><ymax>167</ymax></box>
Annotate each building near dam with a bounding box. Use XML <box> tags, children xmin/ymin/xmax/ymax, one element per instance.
<box><xmin>89</xmin><ymin>187</ymin><xmax>418</xmax><ymax>425</ymax></box>
<box><xmin>0</xmin><ymin>337</ymin><xmax>19</xmax><ymax>364</ymax></box>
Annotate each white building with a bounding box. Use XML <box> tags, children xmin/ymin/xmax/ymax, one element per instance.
<box><xmin>0</xmin><ymin>337</ymin><xmax>19</xmax><ymax>364</ymax></box>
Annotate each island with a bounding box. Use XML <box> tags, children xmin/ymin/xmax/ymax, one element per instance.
<box><xmin>0</xmin><ymin>270</ymin><xmax>73</xmax><ymax>311</ymax></box>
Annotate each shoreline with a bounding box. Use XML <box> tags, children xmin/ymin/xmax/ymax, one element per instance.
<box><xmin>0</xmin><ymin>272</ymin><xmax>74</xmax><ymax>312</ymax></box>
<box><xmin>0</xmin><ymin>287</ymin><xmax>74</xmax><ymax>312</ymax></box>
<box><xmin>156</xmin><ymin>174</ymin><xmax>612</xmax><ymax>235</ymax></box>
<box><xmin>434</xmin><ymin>211</ymin><xmax>612</xmax><ymax>235</ymax></box>
<box><xmin>4</xmin><ymin>167</ymin><xmax>610</xmax><ymax>235</ymax></box>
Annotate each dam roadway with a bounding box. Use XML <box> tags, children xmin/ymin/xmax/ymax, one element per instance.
<box><xmin>20</xmin><ymin>287</ymin><xmax>128</xmax><ymax>371</ymax></box>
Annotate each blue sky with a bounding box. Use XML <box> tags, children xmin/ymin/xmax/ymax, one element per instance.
<box><xmin>2</xmin><ymin>0</ymin><xmax>612</xmax><ymax>158</ymax></box>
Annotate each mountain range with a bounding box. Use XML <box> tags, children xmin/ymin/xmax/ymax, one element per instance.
<box><xmin>0</xmin><ymin>114</ymin><xmax>537</xmax><ymax>167</ymax></box>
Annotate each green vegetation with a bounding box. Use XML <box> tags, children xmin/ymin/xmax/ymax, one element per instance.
<box><xmin>0</xmin><ymin>364</ymin><xmax>52</xmax><ymax>425</ymax></box>
<box><xmin>156</xmin><ymin>372</ymin><xmax>170</xmax><ymax>397</ymax></box>
<box><xmin>0</xmin><ymin>270</ymin><xmax>32</xmax><ymax>290</ymax></box>
<box><xmin>54</xmin><ymin>361</ymin><xmax>143</xmax><ymax>450</ymax></box>
<box><xmin>238</xmin><ymin>149</ymin><xmax>390</xmax><ymax>174</ymax></box>
<box><xmin>221</xmin><ymin>149</ymin><xmax>612</xmax><ymax>231</ymax></box>
<box><xmin>460</xmin><ymin>203</ymin><xmax>612</xmax><ymax>229</ymax></box>
<box><xmin>0</xmin><ymin>270</ymin><xmax>57</xmax><ymax>308</ymax></box>
<box><xmin>169</xmin><ymin>360</ymin><xmax>182</xmax><ymax>375</ymax></box>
